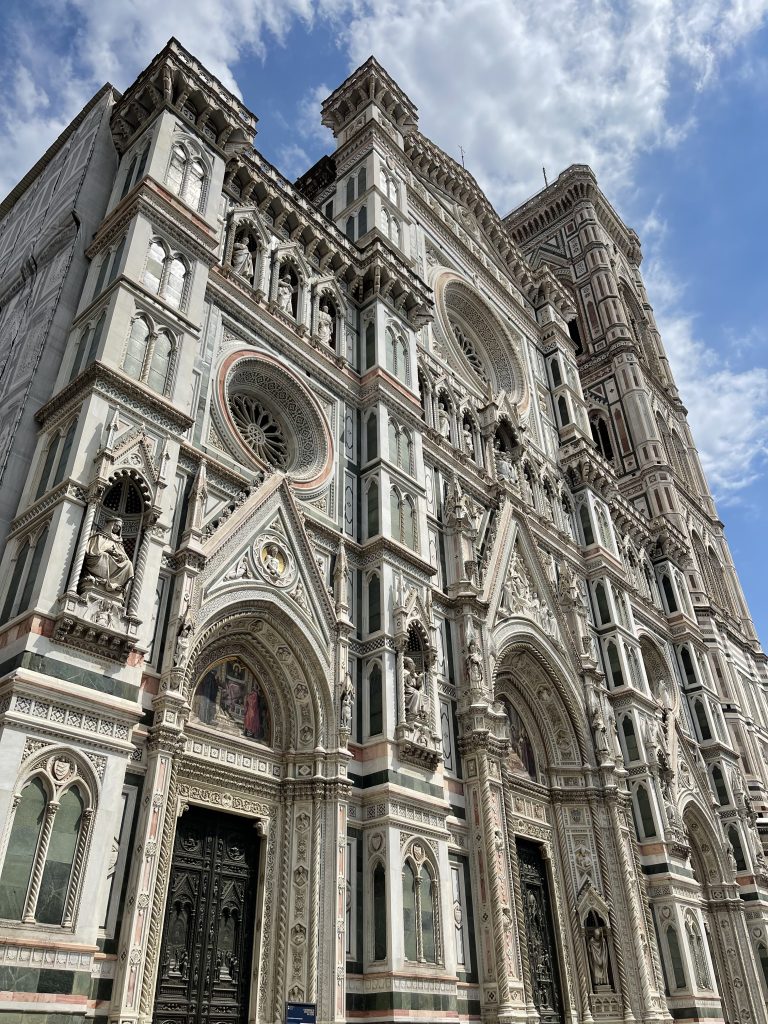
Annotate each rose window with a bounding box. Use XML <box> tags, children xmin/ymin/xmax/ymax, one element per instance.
<box><xmin>219</xmin><ymin>352</ymin><xmax>334</xmax><ymax>487</ymax></box>
<box><xmin>451</xmin><ymin>321</ymin><xmax>488</xmax><ymax>384</ymax></box>
<box><xmin>229</xmin><ymin>394</ymin><xmax>289</xmax><ymax>469</ymax></box>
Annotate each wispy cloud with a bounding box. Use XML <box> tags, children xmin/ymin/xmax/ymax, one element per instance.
<box><xmin>642</xmin><ymin>242</ymin><xmax>768</xmax><ymax>502</ymax></box>
<box><xmin>2</xmin><ymin>0</ymin><xmax>767</xmax><ymax>506</ymax></box>
<box><xmin>3</xmin><ymin>0</ymin><xmax>767</xmax><ymax>204</ymax></box>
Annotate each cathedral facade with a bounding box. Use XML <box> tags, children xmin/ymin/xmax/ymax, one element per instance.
<box><xmin>0</xmin><ymin>37</ymin><xmax>767</xmax><ymax>1024</ymax></box>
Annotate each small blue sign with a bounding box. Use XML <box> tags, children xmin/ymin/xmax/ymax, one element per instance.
<box><xmin>286</xmin><ymin>1002</ymin><xmax>316</xmax><ymax>1024</ymax></box>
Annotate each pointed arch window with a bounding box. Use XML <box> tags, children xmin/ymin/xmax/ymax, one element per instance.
<box><xmin>661</xmin><ymin>574</ymin><xmax>678</xmax><ymax>614</ymax></box>
<box><xmin>0</xmin><ymin>524</ymin><xmax>49</xmax><ymax>626</ymax></box>
<box><xmin>391</xmin><ymin>489</ymin><xmax>417</xmax><ymax>550</ymax></box>
<box><xmin>70</xmin><ymin>310</ymin><xmax>106</xmax><ymax>381</ymax></box>
<box><xmin>666</xmin><ymin>925</ymin><xmax>687</xmax><ymax>990</ymax></box>
<box><xmin>365</xmin><ymin>412</ymin><xmax>378</xmax><ymax>462</ymax></box>
<box><xmin>388</xmin><ymin>420</ymin><xmax>413</xmax><ymax>474</ymax></box>
<box><xmin>366</xmin><ymin>479</ymin><xmax>379</xmax><ymax>538</ymax></box>
<box><xmin>557</xmin><ymin>395</ymin><xmax>570</xmax><ymax>426</ymax></box>
<box><xmin>365</xmin><ymin>321</ymin><xmax>376</xmax><ymax>369</ymax></box>
<box><xmin>93</xmin><ymin>237</ymin><xmax>125</xmax><ymax>299</ymax></box>
<box><xmin>402</xmin><ymin>853</ymin><xmax>440</xmax><ymax>964</ymax></box>
<box><xmin>357</xmin><ymin>205</ymin><xmax>368</xmax><ymax>237</ymax></box>
<box><xmin>711</xmin><ymin>765</ymin><xmax>729</xmax><ymax>806</ymax></box>
<box><xmin>595</xmin><ymin>582</ymin><xmax>611</xmax><ymax>625</ymax></box>
<box><xmin>635</xmin><ymin>784</ymin><xmax>656</xmax><ymax>839</ymax></box>
<box><xmin>122</xmin><ymin>315</ymin><xmax>176</xmax><ymax>396</ymax></box>
<box><xmin>36</xmin><ymin>421</ymin><xmax>76</xmax><ymax>500</ymax></box>
<box><xmin>579</xmin><ymin>504</ymin><xmax>595</xmax><ymax>546</ymax></box>
<box><xmin>368</xmin><ymin>662</ymin><xmax>383</xmax><ymax>737</ymax></box>
<box><xmin>119</xmin><ymin>143</ymin><xmax>148</xmax><ymax>200</ymax></box>
<box><xmin>357</xmin><ymin>167</ymin><xmax>367</xmax><ymax>194</ymax></box>
<box><xmin>123</xmin><ymin>315</ymin><xmax>151</xmax><ymax>379</ymax></box>
<box><xmin>606</xmin><ymin>641</ymin><xmax>624</xmax><ymax>688</ymax></box>
<box><xmin>0</xmin><ymin>773</ymin><xmax>93</xmax><ymax>926</ymax></box>
<box><xmin>693</xmin><ymin>698</ymin><xmax>712</xmax><ymax>742</ymax></box>
<box><xmin>680</xmin><ymin>647</ymin><xmax>697</xmax><ymax>687</ymax></box>
<box><xmin>621</xmin><ymin>715</ymin><xmax>640</xmax><ymax>761</ymax></box>
<box><xmin>165</xmin><ymin>144</ymin><xmax>208</xmax><ymax>212</ymax></box>
<box><xmin>590</xmin><ymin>414</ymin><xmax>614</xmax><ymax>461</ymax></box>
<box><xmin>385</xmin><ymin>328</ymin><xmax>409</xmax><ymax>383</ymax></box>
<box><xmin>728</xmin><ymin>826</ymin><xmax>747</xmax><ymax>872</ymax></box>
<box><xmin>147</xmin><ymin>330</ymin><xmax>174</xmax><ymax>393</ymax></box>
<box><xmin>143</xmin><ymin>238</ymin><xmax>188</xmax><ymax>311</ymax></box>
<box><xmin>367</xmin><ymin>573</ymin><xmax>381</xmax><ymax>633</ymax></box>
<box><xmin>346</xmin><ymin>177</ymin><xmax>355</xmax><ymax>207</ymax></box>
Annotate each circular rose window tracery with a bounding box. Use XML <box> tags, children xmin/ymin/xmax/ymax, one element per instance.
<box><xmin>229</xmin><ymin>394</ymin><xmax>289</xmax><ymax>469</ymax></box>
<box><xmin>218</xmin><ymin>351</ymin><xmax>333</xmax><ymax>489</ymax></box>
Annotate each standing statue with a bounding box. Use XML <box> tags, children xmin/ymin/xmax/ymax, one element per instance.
<box><xmin>437</xmin><ymin>403</ymin><xmax>451</xmax><ymax>440</ymax></box>
<box><xmin>83</xmin><ymin>518</ymin><xmax>134</xmax><ymax>594</ymax></box>
<box><xmin>466</xmin><ymin>637</ymin><xmax>484</xmax><ymax>687</ymax></box>
<box><xmin>277</xmin><ymin>273</ymin><xmax>294</xmax><ymax>314</ymax></box>
<box><xmin>462</xmin><ymin>422</ymin><xmax>475</xmax><ymax>459</ymax></box>
<box><xmin>340</xmin><ymin>670</ymin><xmax>354</xmax><ymax>732</ymax></box>
<box><xmin>317</xmin><ymin>302</ymin><xmax>334</xmax><ymax>345</ymax></box>
<box><xmin>173</xmin><ymin>618</ymin><xmax>194</xmax><ymax>668</ymax></box>
<box><xmin>403</xmin><ymin>657</ymin><xmax>427</xmax><ymax>721</ymax></box>
<box><xmin>232</xmin><ymin>237</ymin><xmax>254</xmax><ymax>282</ymax></box>
<box><xmin>590</xmin><ymin>702</ymin><xmax>612</xmax><ymax>764</ymax></box>
<box><xmin>587</xmin><ymin>926</ymin><xmax>611</xmax><ymax>988</ymax></box>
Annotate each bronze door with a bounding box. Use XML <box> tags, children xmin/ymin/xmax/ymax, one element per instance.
<box><xmin>517</xmin><ymin>839</ymin><xmax>563</xmax><ymax>1024</ymax></box>
<box><xmin>153</xmin><ymin>806</ymin><xmax>260</xmax><ymax>1024</ymax></box>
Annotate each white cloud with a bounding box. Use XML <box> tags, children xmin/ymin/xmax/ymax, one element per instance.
<box><xmin>3</xmin><ymin>0</ymin><xmax>767</xmax><ymax>206</ymax></box>
<box><xmin>642</xmin><ymin>249</ymin><xmax>768</xmax><ymax>501</ymax></box>
<box><xmin>3</xmin><ymin>0</ymin><xmax>767</xmax><ymax>503</ymax></box>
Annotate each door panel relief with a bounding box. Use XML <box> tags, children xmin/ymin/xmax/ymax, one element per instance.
<box><xmin>517</xmin><ymin>838</ymin><xmax>563</xmax><ymax>1024</ymax></box>
<box><xmin>153</xmin><ymin>807</ymin><xmax>260</xmax><ymax>1024</ymax></box>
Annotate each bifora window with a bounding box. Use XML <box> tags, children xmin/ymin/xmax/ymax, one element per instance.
<box><xmin>0</xmin><ymin>757</ymin><xmax>95</xmax><ymax>927</ymax></box>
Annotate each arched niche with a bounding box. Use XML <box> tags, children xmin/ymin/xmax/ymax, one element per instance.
<box><xmin>432</xmin><ymin>272</ymin><xmax>529</xmax><ymax>410</ymax></box>
<box><xmin>638</xmin><ymin>634</ymin><xmax>674</xmax><ymax>708</ymax></box>
<box><xmin>492</xmin><ymin>634</ymin><xmax>589</xmax><ymax>770</ymax></box>
<box><xmin>182</xmin><ymin>604</ymin><xmax>334</xmax><ymax>752</ymax></box>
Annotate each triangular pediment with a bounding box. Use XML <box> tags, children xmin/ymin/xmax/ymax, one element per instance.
<box><xmin>109</xmin><ymin>423</ymin><xmax>165</xmax><ymax>490</ymax></box>
<box><xmin>194</xmin><ymin>473</ymin><xmax>335</xmax><ymax>646</ymax></box>
<box><xmin>482</xmin><ymin>507</ymin><xmax>580</xmax><ymax>666</ymax></box>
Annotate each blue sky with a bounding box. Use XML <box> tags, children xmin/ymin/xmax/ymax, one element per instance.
<box><xmin>1</xmin><ymin>0</ymin><xmax>767</xmax><ymax>642</ymax></box>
